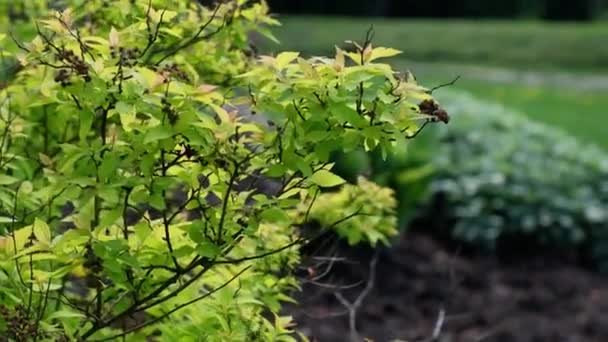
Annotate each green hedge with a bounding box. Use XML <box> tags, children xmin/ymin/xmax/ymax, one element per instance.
<box><xmin>429</xmin><ymin>92</ymin><xmax>608</xmax><ymax>255</ymax></box>
<box><xmin>336</xmin><ymin>91</ymin><xmax>608</xmax><ymax>269</ymax></box>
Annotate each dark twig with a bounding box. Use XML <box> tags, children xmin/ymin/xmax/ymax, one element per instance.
<box><xmin>428</xmin><ymin>75</ymin><xmax>461</xmax><ymax>94</ymax></box>
<box><xmin>405</xmin><ymin>120</ymin><xmax>431</xmax><ymax>140</ymax></box>
<box><xmin>154</xmin><ymin>4</ymin><xmax>225</xmax><ymax>65</ymax></box>
<box><xmin>140</xmin><ymin>0</ymin><xmax>166</xmax><ymax>58</ymax></box>
<box><xmin>334</xmin><ymin>252</ymin><xmax>379</xmax><ymax>342</ymax></box>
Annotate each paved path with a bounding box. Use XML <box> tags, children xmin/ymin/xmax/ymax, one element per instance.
<box><xmin>406</xmin><ymin>60</ymin><xmax>608</xmax><ymax>91</ymax></box>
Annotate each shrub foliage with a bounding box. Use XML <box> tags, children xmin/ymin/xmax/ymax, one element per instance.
<box><xmin>0</xmin><ymin>1</ymin><xmax>444</xmax><ymax>340</ymax></box>
<box><xmin>428</xmin><ymin>93</ymin><xmax>608</xmax><ymax>261</ymax></box>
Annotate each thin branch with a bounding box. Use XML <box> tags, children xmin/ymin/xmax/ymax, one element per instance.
<box><xmin>56</xmin><ymin>14</ymin><xmax>95</xmax><ymax>62</ymax></box>
<box><xmin>154</xmin><ymin>4</ymin><xmax>225</xmax><ymax>65</ymax></box>
<box><xmin>217</xmin><ymin>159</ymin><xmax>239</xmax><ymax>244</ymax></box>
<box><xmin>334</xmin><ymin>252</ymin><xmax>379</xmax><ymax>342</ymax></box>
<box><xmin>429</xmin><ymin>308</ymin><xmax>446</xmax><ymax>342</ymax></box>
<box><xmin>91</xmin><ymin>266</ymin><xmax>250</xmax><ymax>342</ymax></box>
<box><xmin>9</xmin><ymin>31</ymin><xmax>30</xmax><ymax>52</ymax></box>
<box><xmin>405</xmin><ymin>120</ymin><xmax>431</xmax><ymax>140</ymax></box>
<box><xmin>140</xmin><ymin>0</ymin><xmax>166</xmax><ymax>58</ymax></box>
<box><xmin>428</xmin><ymin>75</ymin><xmax>461</xmax><ymax>94</ymax></box>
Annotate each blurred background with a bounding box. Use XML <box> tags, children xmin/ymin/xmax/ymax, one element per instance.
<box><xmin>260</xmin><ymin>1</ymin><xmax>608</xmax><ymax>341</ymax></box>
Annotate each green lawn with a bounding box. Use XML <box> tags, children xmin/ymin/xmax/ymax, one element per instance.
<box><xmin>260</xmin><ymin>16</ymin><xmax>608</xmax><ymax>72</ymax></box>
<box><xmin>427</xmin><ymin>78</ymin><xmax>608</xmax><ymax>150</ymax></box>
<box><xmin>393</xmin><ymin>63</ymin><xmax>608</xmax><ymax>150</ymax></box>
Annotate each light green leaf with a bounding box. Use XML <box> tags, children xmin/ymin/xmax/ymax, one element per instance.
<box><xmin>33</xmin><ymin>218</ymin><xmax>51</xmax><ymax>245</ymax></box>
<box><xmin>115</xmin><ymin>101</ymin><xmax>136</xmax><ymax>131</ymax></box>
<box><xmin>143</xmin><ymin>125</ymin><xmax>173</xmax><ymax>144</ymax></box>
<box><xmin>47</xmin><ymin>310</ymin><xmax>85</xmax><ymax>321</ymax></box>
<box><xmin>0</xmin><ymin>175</ymin><xmax>18</xmax><ymax>185</ymax></box>
<box><xmin>276</xmin><ymin>51</ymin><xmax>299</xmax><ymax>69</ymax></box>
<box><xmin>310</xmin><ymin>170</ymin><xmax>346</xmax><ymax>188</ymax></box>
<box><xmin>197</xmin><ymin>241</ymin><xmax>220</xmax><ymax>258</ymax></box>
<box><xmin>369</xmin><ymin>47</ymin><xmax>402</xmax><ymax>62</ymax></box>
<box><xmin>0</xmin><ymin>217</ymin><xmax>14</xmax><ymax>223</ymax></box>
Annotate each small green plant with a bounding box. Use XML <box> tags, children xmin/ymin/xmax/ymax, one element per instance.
<box><xmin>0</xmin><ymin>1</ymin><xmax>444</xmax><ymax>340</ymax></box>
<box><xmin>301</xmin><ymin>176</ymin><xmax>398</xmax><ymax>246</ymax></box>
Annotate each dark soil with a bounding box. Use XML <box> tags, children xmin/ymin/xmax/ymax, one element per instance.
<box><xmin>286</xmin><ymin>232</ymin><xmax>608</xmax><ymax>342</ymax></box>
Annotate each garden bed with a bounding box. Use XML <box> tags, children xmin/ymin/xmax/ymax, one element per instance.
<box><xmin>287</xmin><ymin>232</ymin><xmax>608</xmax><ymax>342</ymax></box>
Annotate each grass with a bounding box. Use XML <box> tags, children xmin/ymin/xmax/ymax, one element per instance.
<box><xmin>260</xmin><ymin>16</ymin><xmax>608</xmax><ymax>72</ymax></box>
<box><xmin>427</xmin><ymin>77</ymin><xmax>608</xmax><ymax>150</ymax></box>
<box><xmin>392</xmin><ymin>62</ymin><xmax>608</xmax><ymax>150</ymax></box>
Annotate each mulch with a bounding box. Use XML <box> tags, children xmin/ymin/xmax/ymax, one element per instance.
<box><xmin>286</xmin><ymin>232</ymin><xmax>608</xmax><ymax>342</ymax></box>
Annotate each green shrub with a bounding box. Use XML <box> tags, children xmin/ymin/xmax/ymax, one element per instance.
<box><xmin>0</xmin><ymin>1</ymin><xmax>443</xmax><ymax>340</ymax></box>
<box><xmin>300</xmin><ymin>176</ymin><xmax>399</xmax><ymax>247</ymax></box>
<box><xmin>332</xmin><ymin>118</ymin><xmax>441</xmax><ymax>227</ymax></box>
<box><xmin>425</xmin><ymin>92</ymin><xmax>608</xmax><ymax>266</ymax></box>
<box><xmin>335</xmin><ymin>89</ymin><xmax>608</xmax><ymax>268</ymax></box>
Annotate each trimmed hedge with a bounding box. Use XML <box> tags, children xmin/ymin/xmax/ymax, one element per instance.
<box><xmin>427</xmin><ymin>92</ymin><xmax>608</xmax><ymax>268</ymax></box>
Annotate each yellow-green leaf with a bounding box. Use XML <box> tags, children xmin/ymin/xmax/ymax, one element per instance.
<box><xmin>34</xmin><ymin>218</ymin><xmax>51</xmax><ymax>245</ymax></box>
<box><xmin>115</xmin><ymin>101</ymin><xmax>136</xmax><ymax>131</ymax></box>
<box><xmin>0</xmin><ymin>175</ymin><xmax>18</xmax><ymax>185</ymax></box>
<box><xmin>310</xmin><ymin>170</ymin><xmax>346</xmax><ymax>188</ymax></box>
<box><xmin>276</xmin><ymin>51</ymin><xmax>299</xmax><ymax>69</ymax></box>
<box><xmin>369</xmin><ymin>47</ymin><xmax>402</xmax><ymax>62</ymax></box>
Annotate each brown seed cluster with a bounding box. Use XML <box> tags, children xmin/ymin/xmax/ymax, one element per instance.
<box><xmin>161</xmin><ymin>97</ymin><xmax>179</xmax><ymax>125</ymax></box>
<box><xmin>418</xmin><ymin>99</ymin><xmax>450</xmax><ymax>124</ymax></box>
<box><xmin>0</xmin><ymin>304</ymin><xmax>41</xmax><ymax>341</ymax></box>
<box><xmin>111</xmin><ymin>46</ymin><xmax>140</xmax><ymax>67</ymax></box>
<box><xmin>53</xmin><ymin>48</ymin><xmax>91</xmax><ymax>86</ymax></box>
<box><xmin>154</xmin><ymin>63</ymin><xmax>190</xmax><ymax>83</ymax></box>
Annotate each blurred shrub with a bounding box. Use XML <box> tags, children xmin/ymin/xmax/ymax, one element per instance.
<box><xmin>332</xmin><ymin>131</ymin><xmax>438</xmax><ymax>228</ymax></box>
<box><xmin>334</xmin><ymin>91</ymin><xmax>608</xmax><ymax>268</ymax></box>
<box><xmin>300</xmin><ymin>177</ymin><xmax>399</xmax><ymax>247</ymax></box>
<box><xmin>429</xmin><ymin>92</ymin><xmax>608</xmax><ymax>257</ymax></box>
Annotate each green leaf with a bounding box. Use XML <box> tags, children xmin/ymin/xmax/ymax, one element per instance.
<box><xmin>0</xmin><ymin>175</ymin><xmax>18</xmax><ymax>185</ymax></box>
<box><xmin>196</xmin><ymin>241</ymin><xmax>220</xmax><ymax>258</ymax></box>
<box><xmin>79</xmin><ymin>110</ymin><xmax>94</xmax><ymax>142</ymax></box>
<box><xmin>98</xmin><ymin>153</ymin><xmax>120</xmax><ymax>182</ymax></box>
<box><xmin>115</xmin><ymin>101</ymin><xmax>136</xmax><ymax>132</ymax></box>
<box><xmin>331</xmin><ymin>103</ymin><xmax>367</xmax><ymax>128</ymax></box>
<box><xmin>369</xmin><ymin>47</ymin><xmax>402</xmax><ymax>62</ymax></box>
<box><xmin>276</xmin><ymin>52</ymin><xmax>299</xmax><ymax>69</ymax></box>
<box><xmin>143</xmin><ymin>125</ymin><xmax>173</xmax><ymax>144</ymax></box>
<box><xmin>33</xmin><ymin>218</ymin><xmax>51</xmax><ymax>245</ymax></box>
<box><xmin>261</xmin><ymin>207</ymin><xmax>289</xmax><ymax>223</ymax></box>
<box><xmin>310</xmin><ymin>170</ymin><xmax>346</xmax><ymax>188</ymax></box>
<box><xmin>265</xmin><ymin>164</ymin><xmax>288</xmax><ymax>178</ymax></box>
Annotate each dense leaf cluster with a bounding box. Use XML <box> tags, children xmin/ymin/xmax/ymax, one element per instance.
<box><xmin>428</xmin><ymin>92</ymin><xmax>608</xmax><ymax>263</ymax></box>
<box><xmin>0</xmin><ymin>1</ymin><xmax>442</xmax><ymax>340</ymax></box>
